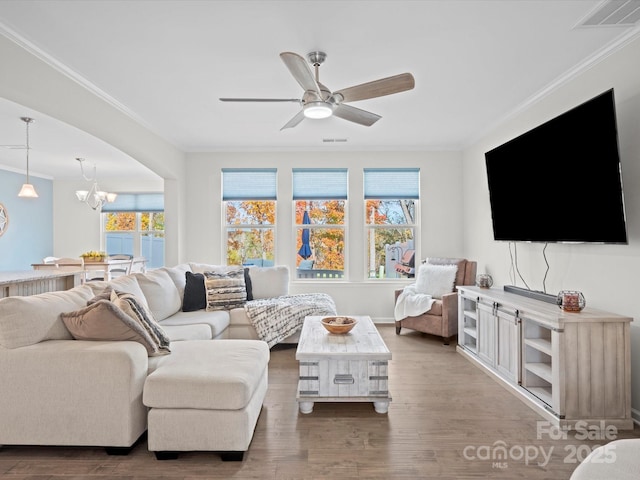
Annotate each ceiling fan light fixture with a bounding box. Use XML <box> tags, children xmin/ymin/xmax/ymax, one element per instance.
<box><xmin>303</xmin><ymin>101</ymin><xmax>333</xmax><ymax>119</ymax></box>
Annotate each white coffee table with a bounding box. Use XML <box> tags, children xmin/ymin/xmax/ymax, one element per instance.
<box><xmin>296</xmin><ymin>315</ymin><xmax>392</xmax><ymax>414</ymax></box>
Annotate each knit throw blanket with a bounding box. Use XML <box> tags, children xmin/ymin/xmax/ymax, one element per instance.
<box><xmin>244</xmin><ymin>293</ymin><xmax>337</xmax><ymax>348</ymax></box>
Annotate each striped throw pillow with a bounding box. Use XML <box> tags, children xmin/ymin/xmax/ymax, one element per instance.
<box><xmin>204</xmin><ymin>268</ymin><xmax>247</xmax><ymax>311</ymax></box>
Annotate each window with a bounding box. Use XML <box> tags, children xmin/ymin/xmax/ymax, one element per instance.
<box><xmin>364</xmin><ymin>168</ymin><xmax>419</xmax><ymax>279</ymax></box>
<box><xmin>223</xmin><ymin>168</ymin><xmax>277</xmax><ymax>266</ymax></box>
<box><xmin>293</xmin><ymin>169</ymin><xmax>347</xmax><ymax>280</ymax></box>
<box><xmin>102</xmin><ymin>193</ymin><xmax>165</xmax><ymax>268</ymax></box>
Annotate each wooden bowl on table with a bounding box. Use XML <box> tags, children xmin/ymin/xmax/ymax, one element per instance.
<box><xmin>321</xmin><ymin>316</ymin><xmax>357</xmax><ymax>334</ymax></box>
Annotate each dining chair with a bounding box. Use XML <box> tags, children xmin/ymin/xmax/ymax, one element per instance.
<box><xmin>108</xmin><ymin>254</ymin><xmax>134</xmax><ymax>278</ymax></box>
<box><xmin>130</xmin><ymin>257</ymin><xmax>147</xmax><ymax>274</ymax></box>
<box><xmin>55</xmin><ymin>257</ymin><xmax>85</xmax><ymax>268</ymax></box>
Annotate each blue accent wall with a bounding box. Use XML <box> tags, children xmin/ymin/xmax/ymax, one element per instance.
<box><xmin>0</xmin><ymin>168</ymin><xmax>53</xmax><ymax>271</ymax></box>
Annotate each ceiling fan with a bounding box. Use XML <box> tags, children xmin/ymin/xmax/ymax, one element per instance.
<box><xmin>220</xmin><ymin>51</ymin><xmax>415</xmax><ymax>130</ymax></box>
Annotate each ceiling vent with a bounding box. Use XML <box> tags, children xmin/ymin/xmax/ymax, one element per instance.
<box><xmin>577</xmin><ymin>0</ymin><xmax>640</xmax><ymax>27</ymax></box>
<box><xmin>322</xmin><ymin>138</ymin><xmax>348</xmax><ymax>143</ymax></box>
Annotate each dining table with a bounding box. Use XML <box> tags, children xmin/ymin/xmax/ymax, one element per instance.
<box><xmin>32</xmin><ymin>257</ymin><xmax>147</xmax><ymax>282</ymax></box>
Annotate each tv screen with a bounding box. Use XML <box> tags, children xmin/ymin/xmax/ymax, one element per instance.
<box><xmin>485</xmin><ymin>89</ymin><xmax>627</xmax><ymax>244</ymax></box>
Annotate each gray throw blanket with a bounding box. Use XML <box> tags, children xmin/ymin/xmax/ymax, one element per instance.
<box><xmin>244</xmin><ymin>293</ymin><xmax>337</xmax><ymax>348</ymax></box>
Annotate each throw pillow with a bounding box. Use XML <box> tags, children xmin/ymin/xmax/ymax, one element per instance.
<box><xmin>415</xmin><ymin>264</ymin><xmax>458</xmax><ymax>299</ymax></box>
<box><xmin>61</xmin><ymin>300</ymin><xmax>168</xmax><ymax>356</ymax></box>
<box><xmin>204</xmin><ymin>268</ymin><xmax>247</xmax><ymax>311</ymax></box>
<box><xmin>86</xmin><ymin>286</ymin><xmax>113</xmax><ymax>305</ymax></box>
<box><xmin>110</xmin><ymin>290</ymin><xmax>171</xmax><ymax>354</ymax></box>
<box><xmin>134</xmin><ymin>269</ymin><xmax>182</xmax><ymax>321</ymax></box>
<box><xmin>182</xmin><ymin>271</ymin><xmax>207</xmax><ymax>312</ymax></box>
<box><xmin>244</xmin><ymin>267</ymin><xmax>253</xmax><ymax>301</ymax></box>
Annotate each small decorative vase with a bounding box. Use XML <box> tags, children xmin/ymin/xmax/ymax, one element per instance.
<box><xmin>476</xmin><ymin>274</ymin><xmax>493</xmax><ymax>288</ymax></box>
<box><xmin>557</xmin><ymin>290</ymin><xmax>586</xmax><ymax>312</ymax></box>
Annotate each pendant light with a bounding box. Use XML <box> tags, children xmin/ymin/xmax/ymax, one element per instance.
<box><xmin>17</xmin><ymin>116</ymin><xmax>38</xmax><ymax>198</ymax></box>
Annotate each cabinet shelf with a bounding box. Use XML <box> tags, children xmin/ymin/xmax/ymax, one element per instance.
<box><xmin>527</xmin><ymin>386</ymin><xmax>552</xmax><ymax>406</ymax></box>
<box><xmin>524</xmin><ymin>338</ymin><xmax>552</xmax><ymax>356</ymax></box>
<box><xmin>463</xmin><ymin>326</ymin><xmax>477</xmax><ymax>338</ymax></box>
<box><xmin>463</xmin><ymin>310</ymin><xmax>477</xmax><ymax>320</ymax></box>
<box><xmin>525</xmin><ymin>362</ymin><xmax>552</xmax><ymax>383</ymax></box>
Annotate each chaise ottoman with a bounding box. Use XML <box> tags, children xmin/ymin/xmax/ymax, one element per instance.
<box><xmin>143</xmin><ymin>339</ymin><xmax>269</xmax><ymax>461</ymax></box>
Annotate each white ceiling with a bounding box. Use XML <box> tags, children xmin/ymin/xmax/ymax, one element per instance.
<box><xmin>0</xmin><ymin>0</ymin><xmax>639</xmax><ymax>179</ymax></box>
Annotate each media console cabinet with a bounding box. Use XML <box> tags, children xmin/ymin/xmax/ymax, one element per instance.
<box><xmin>457</xmin><ymin>286</ymin><xmax>633</xmax><ymax>430</ymax></box>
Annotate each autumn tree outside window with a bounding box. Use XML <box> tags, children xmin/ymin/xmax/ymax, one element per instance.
<box><xmin>223</xmin><ymin>168</ymin><xmax>277</xmax><ymax>266</ymax></box>
<box><xmin>293</xmin><ymin>168</ymin><xmax>347</xmax><ymax>279</ymax></box>
<box><xmin>101</xmin><ymin>193</ymin><xmax>165</xmax><ymax>268</ymax></box>
<box><xmin>364</xmin><ymin>168</ymin><xmax>419</xmax><ymax>279</ymax></box>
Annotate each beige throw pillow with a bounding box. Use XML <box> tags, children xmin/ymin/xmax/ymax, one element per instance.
<box><xmin>61</xmin><ymin>300</ymin><xmax>168</xmax><ymax>356</ymax></box>
<box><xmin>110</xmin><ymin>290</ymin><xmax>171</xmax><ymax>354</ymax></box>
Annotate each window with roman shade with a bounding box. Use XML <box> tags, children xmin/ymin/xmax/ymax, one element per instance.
<box><xmin>101</xmin><ymin>193</ymin><xmax>165</xmax><ymax>268</ymax></box>
<box><xmin>364</xmin><ymin>168</ymin><xmax>419</xmax><ymax>280</ymax></box>
<box><xmin>293</xmin><ymin>168</ymin><xmax>347</xmax><ymax>280</ymax></box>
<box><xmin>222</xmin><ymin>168</ymin><xmax>277</xmax><ymax>266</ymax></box>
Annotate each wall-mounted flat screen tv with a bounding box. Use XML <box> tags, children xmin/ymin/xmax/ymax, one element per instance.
<box><xmin>485</xmin><ymin>89</ymin><xmax>627</xmax><ymax>244</ymax></box>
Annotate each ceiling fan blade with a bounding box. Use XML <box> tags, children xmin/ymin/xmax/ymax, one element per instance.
<box><xmin>332</xmin><ymin>73</ymin><xmax>415</xmax><ymax>103</ymax></box>
<box><xmin>332</xmin><ymin>104</ymin><xmax>381</xmax><ymax>127</ymax></box>
<box><xmin>280</xmin><ymin>110</ymin><xmax>306</xmax><ymax>131</ymax></box>
<box><xmin>219</xmin><ymin>98</ymin><xmax>300</xmax><ymax>103</ymax></box>
<box><xmin>279</xmin><ymin>52</ymin><xmax>322</xmax><ymax>96</ymax></box>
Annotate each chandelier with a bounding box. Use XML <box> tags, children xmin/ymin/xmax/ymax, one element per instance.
<box><xmin>17</xmin><ymin>117</ymin><xmax>38</xmax><ymax>198</ymax></box>
<box><xmin>74</xmin><ymin>158</ymin><xmax>117</xmax><ymax>210</ymax></box>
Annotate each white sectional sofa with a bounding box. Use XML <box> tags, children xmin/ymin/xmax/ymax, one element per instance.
<box><xmin>0</xmin><ymin>262</ymin><xmax>330</xmax><ymax>460</ymax></box>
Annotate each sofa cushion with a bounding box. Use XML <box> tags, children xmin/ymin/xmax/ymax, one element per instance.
<box><xmin>0</xmin><ymin>285</ymin><xmax>94</xmax><ymax>349</ymax></box>
<box><xmin>134</xmin><ymin>269</ymin><xmax>182</xmax><ymax>321</ymax></box>
<box><xmin>159</xmin><ymin>263</ymin><xmax>191</xmax><ymax>299</ymax></box>
<box><xmin>189</xmin><ymin>263</ymin><xmax>238</xmax><ymax>275</ymax></box>
<box><xmin>102</xmin><ymin>275</ymin><xmax>149</xmax><ymax>308</ymax></box>
<box><xmin>204</xmin><ymin>268</ymin><xmax>247</xmax><ymax>311</ymax></box>
<box><xmin>60</xmin><ymin>299</ymin><xmax>169</xmax><ymax>356</ymax></box>
<box><xmin>247</xmin><ymin>265</ymin><xmax>289</xmax><ymax>299</ymax></box>
<box><xmin>143</xmin><ymin>339</ymin><xmax>270</xmax><ymax>410</ymax></box>
<box><xmin>161</xmin><ymin>324</ymin><xmax>212</xmax><ymax>342</ymax></box>
<box><xmin>182</xmin><ymin>272</ymin><xmax>207</xmax><ymax>312</ymax></box>
<box><xmin>416</xmin><ymin>263</ymin><xmax>458</xmax><ymax>299</ymax></box>
<box><xmin>111</xmin><ymin>290</ymin><xmax>171</xmax><ymax>355</ymax></box>
<box><xmin>159</xmin><ymin>310</ymin><xmax>228</xmax><ymax>339</ymax></box>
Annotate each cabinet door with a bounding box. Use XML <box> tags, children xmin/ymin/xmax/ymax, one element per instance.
<box><xmin>495</xmin><ymin>308</ymin><xmax>520</xmax><ymax>383</ymax></box>
<box><xmin>476</xmin><ymin>302</ymin><xmax>496</xmax><ymax>367</ymax></box>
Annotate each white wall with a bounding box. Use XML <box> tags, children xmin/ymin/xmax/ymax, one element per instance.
<box><xmin>52</xmin><ymin>176</ymin><xmax>164</xmax><ymax>258</ymax></box>
<box><xmin>184</xmin><ymin>150</ymin><xmax>463</xmax><ymax>320</ymax></box>
<box><xmin>462</xmin><ymin>34</ymin><xmax>640</xmax><ymax>422</ymax></box>
<box><xmin>0</xmin><ymin>34</ymin><xmax>187</xmax><ymax>266</ymax></box>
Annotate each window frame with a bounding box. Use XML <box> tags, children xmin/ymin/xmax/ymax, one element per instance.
<box><xmin>364</xmin><ymin>168</ymin><xmax>420</xmax><ymax>281</ymax></box>
<box><xmin>292</xmin><ymin>168</ymin><xmax>348</xmax><ymax>281</ymax></box>
<box><xmin>222</xmin><ymin>168</ymin><xmax>277</xmax><ymax>267</ymax></box>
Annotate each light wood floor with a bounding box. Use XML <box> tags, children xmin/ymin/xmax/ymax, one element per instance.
<box><xmin>1</xmin><ymin>325</ymin><xmax>638</xmax><ymax>479</ymax></box>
